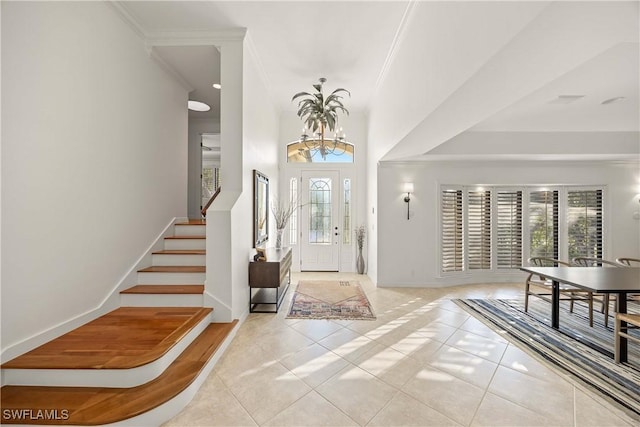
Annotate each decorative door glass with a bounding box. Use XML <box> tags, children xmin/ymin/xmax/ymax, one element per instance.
<box><xmin>308</xmin><ymin>178</ymin><xmax>332</xmax><ymax>244</ymax></box>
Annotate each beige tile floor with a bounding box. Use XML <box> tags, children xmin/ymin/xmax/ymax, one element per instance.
<box><xmin>164</xmin><ymin>273</ymin><xmax>638</xmax><ymax>426</ymax></box>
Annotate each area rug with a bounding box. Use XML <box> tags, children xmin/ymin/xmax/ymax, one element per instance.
<box><xmin>287</xmin><ymin>280</ymin><xmax>376</xmax><ymax>320</ymax></box>
<box><xmin>455</xmin><ymin>298</ymin><xmax>640</xmax><ymax>418</ymax></box>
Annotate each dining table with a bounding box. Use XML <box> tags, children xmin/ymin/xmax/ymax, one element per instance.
<box><xmin>519</xmin><ymin>266</ymin><xmax>640</xmax><ymax>362</ymax></box>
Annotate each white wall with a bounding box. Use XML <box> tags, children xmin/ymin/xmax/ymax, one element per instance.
<box><xmin>279</xmin><ymin>112</ymin><xmax>368</xmax><ymax>273</ymax></box>
<box><xmin>1</xmin><ymin>2</ymin><xmax>188</xmax><ymax>359</ymax></box>
<box><xmin>233</xmin><ymin>39</ymin><xmax>279</xmax><ymax>318</ymax></box>
<box><xmin>377</xmin><ymin>159</ymin><xmax>640</xmax><ymax>287</ymax></box>
<box><xmin>205</xmin><ymin>34</ymin><xmax>279</xmax><ymax>322</ymax></box>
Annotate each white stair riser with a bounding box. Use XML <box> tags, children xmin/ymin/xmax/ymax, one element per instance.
<box><xmin>1</xmin><ymin>313</ymin><xmax>212</xmax><ymax>388</ymax></box>
<box><xmin>174</xmin><ymin>225</ymin><xmax>206</xmax><ymax>236</ymax></box>
<box><xmin>115</xmin><ymin>321</ymin><xmax>238</xmax><ymax>427</ymax></box>
<box><xmin>164</xmin><ymin>239</ymin><xmax>206</xmax><ymax>250</ymax></box>
<box><xmin>137</xmin><ymin>272</ymin><xmax>205</xmax><ymax>285</ymax></box>
<box><xmin>120</xmin><ymin>293</ymin><xmax>204</xmax><ymax>307</ymax></box>
<box><xmin>152</xmin><ymin>254</ymin><xmax>206</xmax><ymax>266</ymax></box>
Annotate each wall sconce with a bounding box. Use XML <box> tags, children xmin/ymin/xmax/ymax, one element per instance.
<box><xmin>403</xmin><ymin>182</ymin><xmax>414</xmax><ymax>220</ymax></box>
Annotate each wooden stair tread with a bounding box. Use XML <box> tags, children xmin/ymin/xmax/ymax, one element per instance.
<box><xmin>175</xmin><ymin>220</ymin><xmax>206</xmax><ymax>225</ymax></box>
<box><xmin>121</xmin><ymin>285</ymin><xmax>204</xmax><ymax>295</ymax></box>
<box><xmin>164</xmin><ymin>236</ymin><xmax>205</xmax><ymax>240</ymax></box>
<box><xmin>152</xmin><ymin>250</ymin><xmax>206</xmax><ymax>255</ymax></box>
<box><xmin>137</xmin><ymin>266</ymin><xmax>205</xmax><ymax>273</ymax></box>
<box><xmin>0</xmin><ymin>321</ymin><xmax>237</xmax><ymax>425</ymax></box>
<box><xmin>1</xmin><ymin>307</ymin><xmax>212</xmax><ymax>370</ymax></box>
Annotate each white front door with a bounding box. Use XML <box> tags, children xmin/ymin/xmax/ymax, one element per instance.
<box><xmin>300</xmin><ymin>170</ymin><xmax>341</xmax><ymax>271</ymax></box>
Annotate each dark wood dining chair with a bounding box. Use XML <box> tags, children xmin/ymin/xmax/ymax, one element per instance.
<box><xmin>525</xmin><ymin>257</ymin><xmax>594</xmax><ymax>327</ymax></box>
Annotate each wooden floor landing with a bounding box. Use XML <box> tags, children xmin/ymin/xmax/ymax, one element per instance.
<box><xmin>0</xmin><ymin>321</ymin><xmax>237</xmax><ymax>425</ymax></box>
<box><xmin>1</xmin><ymin>307</ymin><xmax>211</xmax><ymax>370</ymax></box>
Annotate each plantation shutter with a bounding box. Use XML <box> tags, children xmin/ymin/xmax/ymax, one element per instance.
<box><xmin>529</xmin><ymin>191</ymin><xmax>559</xmax><ymax>259</ymax></box>
<box><xmin>441</xmin><ymin>189</ymin><xmax>463</xmax><ymax>272</ymax></box>
<box><xmin>567</xmin><ymin>189</ymin><xmax>603</xmax><ymax>260</ymax></box>
<box><xmin>497</xmin><ymin>190</ymin><xmax>523</xmax><ymax>268</ymax></box>
<box><xmin>468</xmin><ymin>190</ymin><xmax>492</xmax><ymax>270</ymax></box>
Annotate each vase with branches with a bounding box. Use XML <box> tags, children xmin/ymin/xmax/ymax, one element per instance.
<box><xmin>271</xmin><ymin>195</ymin><xmax>301</xmax><ymax>249</ymax></box>
<box><xmin>355</xmin><ymin>225</ymin><xmax>366</xmax><ymax>274</ymax></box>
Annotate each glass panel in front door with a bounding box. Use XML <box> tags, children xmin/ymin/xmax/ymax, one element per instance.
<box><xmin>309</xmin><ymin>178</ymin><xmax>332</xmax><ymax>244</ymax></box>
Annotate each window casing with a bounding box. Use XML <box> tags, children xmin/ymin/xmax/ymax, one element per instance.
<box><xmin>439</xmin><ymin>185</ymin><xmax>604</xmax><ymax>274</ymax></box>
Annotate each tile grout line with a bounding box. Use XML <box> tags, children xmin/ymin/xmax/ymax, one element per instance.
<box><xmin>467</xmin><ymin>344</ymin><xmax>507</xmax><ymax>426</ymax></box>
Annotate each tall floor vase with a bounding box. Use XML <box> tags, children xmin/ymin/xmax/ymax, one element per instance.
<box><xmin>356</xmin><ymin>247</ymin><xmax>365</xmax><ymax>274</ymax></box>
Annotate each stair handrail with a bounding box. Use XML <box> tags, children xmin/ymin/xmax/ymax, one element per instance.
<box><xmin>201</xmin><ymin>186</ymin><xmax>221</xmax><ymax>218</ymax></box>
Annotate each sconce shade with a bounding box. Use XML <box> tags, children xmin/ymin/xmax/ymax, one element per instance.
<box><xmin>403</xmin><ymin>182</ymin><xmax>414</xmax><ymax>193</ymax></box>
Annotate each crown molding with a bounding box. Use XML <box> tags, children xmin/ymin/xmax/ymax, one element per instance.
<box><xmin>371</xmin><ymin>0</ymin><xmax>418</xmax><ymax>106</ymax></box>
<box><xmin>108</xmin><ymin>1</ymin><xmax>246</xmax><ymax>47</ymax></box>
<box><xmin>107</xmin><ymin>1</ymin><xmax>147</xmax><ymax>41</ymax></box>
<box><xmin>145</xmin><ymin>29</ymin><xmax>247</xmax><ymax>47</ymax></box>
<box><xmin>147</xmin><ymin>47</ymin><xmax>194</xmax><ymax>92</ymax></box>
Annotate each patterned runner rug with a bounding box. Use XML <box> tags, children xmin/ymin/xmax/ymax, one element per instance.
<box><xmin>455</xmin><ymin>298</ymin><xmax>640</xmax><ymax>418</ymax></box>
<box><xmin>287</xmin><ymin>280</ymin><xmax>376</xmax><ymax>320</ymax></box>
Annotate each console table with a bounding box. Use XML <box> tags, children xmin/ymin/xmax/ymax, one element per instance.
<box><xmin>248</xmin><ymin>247</ymin><xmax>292</xmax><ymax>313</ymax></box>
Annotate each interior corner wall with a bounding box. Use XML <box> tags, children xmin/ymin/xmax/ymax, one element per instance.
<box><xmin>1</xmin><ymin>2</ymin><xmax>188</xmax><ymax>358</ymax></box>
<box><xmin>229</xmin><ymin>40</ymin><xmax>279</xmax><ymax>319</ymax></box>
<box><xmin>377</xmin><ymin>160</ymin><xmax>640</xmax><ymax>288</ymax></box>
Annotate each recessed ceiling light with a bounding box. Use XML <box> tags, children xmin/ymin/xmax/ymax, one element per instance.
<box><xmin>188</xmin><ymin>100</ymin><xmax>210</xmax><ymax>112</ymax></box>
<box><xmin>212</xmin><ymin>83</ymin><xmax>221</xmax><ymax>89</ymax></box>
<box><xmin>548</xmin><ymin>95</ymin><xmax>585</xmax><ymax>104</ymax></box>
<box><xmin>601</xmin><ymin>96</ymin><xmax>626</xmax><ymax>105</ymax></box>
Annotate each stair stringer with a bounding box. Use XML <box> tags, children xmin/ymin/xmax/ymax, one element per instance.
<box><xmin>204</xmin><ymin>290</ymin><xmax>233</xmax><ymax>322</ymax></box>
<box><xmin>0</xmin><ymin>217</ymin><xmax>187</xmax><ymax>366</ymax></box>
<box><xmin>204</xmin><ymin>197</ymin><xmax>238</xmax><ymax>323</ymax></box>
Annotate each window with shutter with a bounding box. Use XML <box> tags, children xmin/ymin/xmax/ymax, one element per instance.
<box><xmin>441</xmin><ymin>189</ymin><xmax>463</xmax><ymax>272</ymax></box>
<box><xmin>567</xmin><ymin>189</ymin><xmax>603</xmax><ymax>260</ymax></box>
<box><xmin>497</xmin><ymin>190</ymin><xmax>523</xmax><ymax>268</ymax></box>
<box><xmin>467</xmin><ymin>190</ymin><xmax>492</xmax><ymax>270</ymax></box>
<box><xmin>529</xmin><ymin>190</ymin><xmax>559</xmax><ymax>259</ymax></box>
<box><xmin>438</xmin><ymin>185</ymin><xmax>604</xmax><ymax>275</ymax></box>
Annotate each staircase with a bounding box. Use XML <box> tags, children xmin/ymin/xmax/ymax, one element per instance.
<box><xmin>0</xmin><ymin>219</ymin><xmax>237</xmax><ymax>426</ymax></box>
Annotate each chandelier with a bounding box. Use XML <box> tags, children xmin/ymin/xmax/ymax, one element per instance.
<box><xmin>292</xmin><ymin>78</ymin><xmax>350</xmax><ymax>161</ymax></box>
